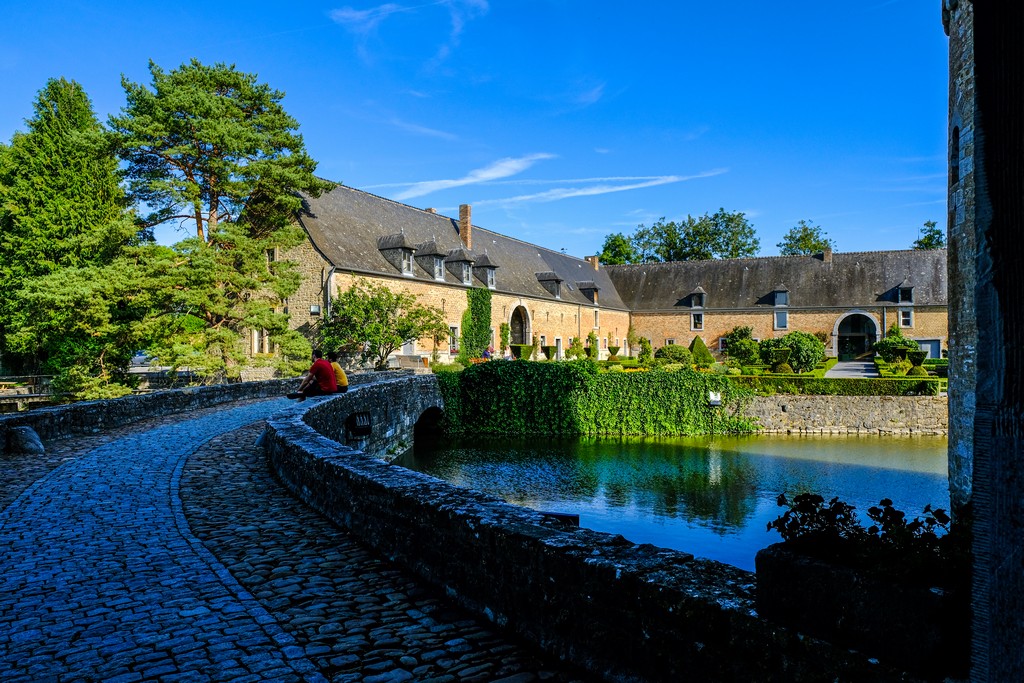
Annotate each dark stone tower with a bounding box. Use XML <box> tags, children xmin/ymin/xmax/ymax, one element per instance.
<box><xmin>943</xmin><ymin>0</ymin><xmax>975</xmax><ymax>516</ymax></box>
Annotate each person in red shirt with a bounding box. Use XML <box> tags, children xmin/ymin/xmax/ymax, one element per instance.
<box><xmin>288</xmin><ymin>349</ymin><xmax>337</xmax><ymax>400</ymax></box>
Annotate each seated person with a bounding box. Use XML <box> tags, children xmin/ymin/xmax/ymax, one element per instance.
<box><xmin>327</xmin><ymin>351</ymin><xmax>349</xmax><ymax>393</ymax></box>
<box><xmin>288</xmin><ymin>349</ymin><xmax>337</xmax><ymax>400</ymax></box>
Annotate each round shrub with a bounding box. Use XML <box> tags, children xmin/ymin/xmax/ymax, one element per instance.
<box><xmin>655</xmin><ymin>343</ymin><xmax>693</xmax><ymax>365</ymax></box>
<box><xmin>779</xmin><ymin>331</ymin><xmax>826</xmax><ymax>373</ymax></box>
<box><xmin>907</xmin><ymin>365</ymin><xmax>930</xmax><ymax>377</ymax></box>
<box><xmin>607</xmin><ymin>364</ymin><xmax>625</xmax><ymax>373</ymax></box>
<box><xmin>773</xmin><ymin>362</ymin><xmax>794</xmax><ymax>374</ymax></box>
<box><xmin>727</xmin><ymin>337</ymin><xmax>760</xmax><ymax>365</ymax></box>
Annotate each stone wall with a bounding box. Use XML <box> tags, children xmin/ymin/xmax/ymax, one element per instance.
<box><xmin>264</xmin><ymin>375</ymin><xmax>909</xmax><ymax>681</ymax></box>
<box><xmin>0</xmin><ymin>378</ymin><xmax>301</xmax><ymax>454</ymax></box>
<box><xmin>747</xmin><ymin>395</ymin><xmax>948</xmax><ymax>435</ymax></box>
<box><xmin>944</xmin><ymin>0</ymin><xmax>975</xmax><ymax>515</ymax></box>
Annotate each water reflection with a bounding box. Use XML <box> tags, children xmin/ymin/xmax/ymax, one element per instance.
<box><xmin>398</xmin><ymin>434</ymin><xmax>948</xmax><ymax>571</ymax></box>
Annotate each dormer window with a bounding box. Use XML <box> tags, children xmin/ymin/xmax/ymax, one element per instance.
<box><xmin>536</xmin><ymin>272</ymin><xmax>563</xmax><ymax>299</ymax></box>
<box><xmin>775</xmin><ymin>289</ymin><xmax>789</xmax><ymax>306</ymax></box>
<box><xmin>690</xmin><ymin>286</ymin><xmax>707</xmax><ymax>308</ymax></box>
<box><xmin>486</xmin><ymin>269</ymin><xmax>496</xmax><ymax>289</ymax></box>
<box><xmin>433</xmin><ymin>256</ymin><xmax>444</xmax><ymax>280</ymax></box>
<box><xmin>898</xmin><ymin>286</ymin><xmax>914</xmax><ymax>303</ymax></box>
<box><xmin>576</xmin><ymin>281</ymin><xmax>600</xmax><ymax>304</ymax></box>
<box><xmin>445</xmin><ymin>247</ymin><xmax>476</xmax><ymax>285</ymax></box>
<box><xmin>474</xmin><ymin>253</ymin><xmax>499</xmax><ymax>290</ymax></box>
<box><xmin>461</xmin><ymin>263</ymin><xmax>472</xmax><ymax>285</ymax></box>
<box><xmin>378</xmin><ymin>233</ymin><xmax>417</xmax><ymax>275</ymax></box>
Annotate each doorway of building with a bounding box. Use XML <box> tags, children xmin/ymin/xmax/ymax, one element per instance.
<box><xmin>510</xmin><ymin>306</ymin><xmax>530</xmax><ymax>345</ymax></box>
<box><xmin>837</xmin><ymin>314</ymin><xmax>878</xmax><ymax>360</ymax></box>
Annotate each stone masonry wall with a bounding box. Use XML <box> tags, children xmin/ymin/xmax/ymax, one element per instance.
<box><xmin>0</xmin><ymin>378</ymin><xmax>301</xmax><ymax>454</ymax></box>
<box><xmin>747</xmin><ymin>395</ymin><xmax>948</xmax><ymax>435</ymax></box>
<box><xmin>264</xmin><ymin>375</ymin><xmax>910</xmax><ymax>682</ymax></box>
<box><xmin>633</xmin><ymin>306</ymin><xmax>947</xmax><ymax>357</ymax></box>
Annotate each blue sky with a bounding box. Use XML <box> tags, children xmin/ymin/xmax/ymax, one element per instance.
<box><xmin>0</xmin><ymin>1</ymin><xmax>949</xmax><ymax>258</ymax></box>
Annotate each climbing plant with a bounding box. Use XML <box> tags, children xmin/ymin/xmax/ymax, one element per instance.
<box><xmin>438</xmin><ymin>360</ymin><xmax>756</xmax><ymax>436</ymax></box>
<box><xmin>458</xmin><ymin>287</ymin><xmax>492</xmax><ymax>362</ymax></box>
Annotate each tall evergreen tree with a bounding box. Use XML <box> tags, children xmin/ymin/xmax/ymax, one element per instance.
<box><xmin>108</xmin><ymin>59</ymin><xmax>334</xmax><ymax>379</ymax></box>
<box><xmin>0</xmin><ymin>78</ymin><xmax>137</xmax><ymax>374</ymax></box>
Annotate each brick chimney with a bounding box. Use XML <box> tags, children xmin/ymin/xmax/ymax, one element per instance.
<box><xmin>459</xmin><ymin>204</ymin><xmax>472</xmax><ymax>250</ymax></box>
<box><xmin>822</xmin><ymin>247</ymin><xmax>833</xmax><ymax>263</ymax></box>
<box><xmin>425</xmin><ymin>208</ymin><xmax>437</xmax><ymax>214</ymax></box>
<box><xmin>584</xmin><ymin>255</ymin><xmax>600</xmax><ymax>271</ymax></box>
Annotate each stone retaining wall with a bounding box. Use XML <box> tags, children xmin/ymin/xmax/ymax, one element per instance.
<box><xmin>0</xmin><ymin>377</ymin><xmax>299</xmax><ymax>454</ymax></box>
<box><xmin>264</xmin><ymin>374</ymin><xmax>907</xmax><ymax>682</ymax></box>
<box><xmin>748</xmin><ymin>395</ymin><xmax>948</xmax><ymax>435</ymax></box>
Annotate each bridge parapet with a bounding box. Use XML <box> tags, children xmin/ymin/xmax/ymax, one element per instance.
<box><xmin>264</xmin><ymin>374</ymin><xmax>902</xmax><ymax>682</ymax></box>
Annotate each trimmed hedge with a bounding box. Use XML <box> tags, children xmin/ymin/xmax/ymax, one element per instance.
<box><xmin>437</xmin><ymin>360</ymin><xmax>756</xmax><ymax>436</ymax></box>
<box><xmin>728</xmin><ymin>375</ymin><xmax>942</xmax><ymax>396</ymax></box>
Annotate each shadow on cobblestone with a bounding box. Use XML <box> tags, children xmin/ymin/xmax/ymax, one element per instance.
<box><xmin>181</xmin><ymin>423</ymin><xmax>595</xmax><ymax>683</ymax></box>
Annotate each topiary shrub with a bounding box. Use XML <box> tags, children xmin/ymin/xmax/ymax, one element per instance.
<box><xmin>655</xmin><ymin>343</ymin><xmax>693</xmax><ymax>365</ymax></box>
<box><xmin>906</xmin><ymin>365</ymin><xmax>930</xmax><ymax>377</ymax></box>
<box><xmin>638</xmin><ymin>338</ymin><xmax>654</xmax><ymax>365</ymax></box>
<box><xmin>689</xmin><ymin>336</ymin><xmax>715</xmax><ymax>368</ymax></box>
<box><xmin>774</xmin><ymin>362</ymin><xmax>795</xmax><ymax>374</ymax></box>
<box><xmin>728</xmin><ymin>337</ymin><xmax>761</xmax><ymax>366</ymax></box>
<box><xmin>907</xmin><ymin>350</ymin><xmax>927</xmax><ymax>367</ymax></box>
<box><xmin>779</xmin><ymin>331</ymin><xmax>826</xmax><ymax>373</ymax></box>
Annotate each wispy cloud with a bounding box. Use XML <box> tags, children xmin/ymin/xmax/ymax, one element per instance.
<box><xmin>575</xmin><ymin>83</ymin><xmax>606</xmax><ymax>107</ymax></box>
<box><xmin>329</xmin><ymin>3</ymin><xmax>410</xmax><ymax>33</ymax></box>
<box><xmin>330</xmin><ymin>1</ymin><xmax>488</xmax><ymax>64</ymax></box>
<box><xmin>473</xmin><ymin>169</ymin><xmax>728</xmax><ymax>208</ymax></box>
<box><xmin>390</xmin><ymin>153</ymin><xmax>556</xmax><ymax>200</ymax></box>
<box><xmin>388</xmin><ymin>117</ymin><xmax>458</xmax><ymax>140</ymax></box>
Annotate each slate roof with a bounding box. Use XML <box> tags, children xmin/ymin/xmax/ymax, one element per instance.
<box><xmin>606</xmin><ymin>250</ymin><xmax>947</xmax><ymax>311</ymax></box>
<box><xmin>298</xmin><ymin>184</ymin><xmax>629</xmax><ymax>309</ymax></box>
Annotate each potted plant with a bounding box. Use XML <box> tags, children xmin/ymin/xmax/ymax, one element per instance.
<box><xmin>755</xmin><ymin>494</ymin><xmax>969</xmax><ymax>679</ymax></box>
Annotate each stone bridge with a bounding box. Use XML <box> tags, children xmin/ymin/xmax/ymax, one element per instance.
<box><xmin>2</xmin><ymin>373</ymin><xmax>910</xmax><ymax>682</ymax></box>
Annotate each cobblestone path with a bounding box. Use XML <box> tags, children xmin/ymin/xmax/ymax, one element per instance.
<box><xmin>0</xmin><ymin>400</ymin><xmax>593</xmax><ymax>683</ymax></box>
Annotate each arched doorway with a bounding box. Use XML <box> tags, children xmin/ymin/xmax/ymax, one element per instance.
<box><xmin>835</xmin><ymin>312</ymin><xmax>878</xmax><ymax>361</ymax></box>
<box><xmin>510</xmin><ymin>306</ymin><xmax>530</xmax><ymax>345</ymax></box>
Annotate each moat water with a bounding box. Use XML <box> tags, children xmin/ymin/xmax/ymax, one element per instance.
<box><xmin>397</xmin><ymin>435</ymin><xmax>949</xmax><ymax>571</ymax></box>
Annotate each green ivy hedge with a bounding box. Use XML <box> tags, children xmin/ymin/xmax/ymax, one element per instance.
<box><xmin>728</xmin><ymin>375</ymin><xmax>942</xmax><ymax>396</ymax></box>
<box><xmin>437</xmin><ymin>360</ymin><xmax>757</xmax><ymax>436</ymax></box>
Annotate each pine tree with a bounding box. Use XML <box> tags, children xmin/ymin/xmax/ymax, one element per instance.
<box><xmin>0</xmin><ymin>78</ymin><xmax>137</xmax><ymax>373</ymax></box>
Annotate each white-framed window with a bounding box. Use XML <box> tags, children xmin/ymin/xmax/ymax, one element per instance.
<box><xmin>540</xmin><ymin>335</ymin><xmax>546</xmax><ymax>346</ymax></box>
<box><xmin>775</xmin><ymin>291</ymin><xmax>789</xmax><ymax>307</ymax></box>
<box><xmin>691</xmin><ymin>313</ymin><xmax>704</xmax><ymax>331</ymax></box>
<box><xmin>602</xmin><ymin>338</ymin><xmax>607</xmax><ymax>349</ymax></box>
<box><xmin>555</xmin><ymin>338</ymin><xmax>563</xmax><ymax>359</ymax></box>
<box><xmin>433</xmin><ymin>257</ymin><xmax>445</xmax><ymax>280</ymax></box>
<box><xmin>900</xmin><ymin>309</ymin><xmax>914</xmax><ymax>328</ymax></box>
<box><xmin>594</xmin><ymin>310</ymin><xmax>600</xmax><ymax>328</ymax></box>
<box><xmin>401</xmin><ymin>250</ymin><xmax>414</xmax><ymax>275</ymax></box>
<box><xmin>461</xmin><ymin>263</ymin><xmax>472</xmax><ymax>285</ymax></box>
<box><xmin>486</xmin><ymin>269</ymin><xmax>496</xmax><ymax>289</ymax></box>
<box><xmin>719</xmin><ymin>337</ymin><xmax>728</xmax><ymax>351</ymax></box>
<box><xmin>666</xmin><ymin>338</ymin><xmax>676</xmax><ymax>346</ymax></box>
<box><xmin>898</xmin><ymin>287</ymin><xmax>914</xmax><ymax>303</ymax></box>
<box><xmin>774</xmin><ymin>310</ymin><xmax>789</xmax><ymax>330</ymax></box>
<box><xmin>554</xmin><ymin>282</ymin><xmax>561</xmax><ymax>299</ymax></box>
<box><xmin>449</xmin><ymin>325</ymin><xmax>459</xmax><ymax>353</ymax></box>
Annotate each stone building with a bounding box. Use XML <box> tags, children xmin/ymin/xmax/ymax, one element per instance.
<box><xmin>607</xmin><ymin>249</ymin><xmax>947</xmax><ymax>360</ymax></box>
<box><xmin>282</xmin><ymin>184</ymin><xmax>631</xmax><ymax>363</ymax></box>
<box><xmin>278</xmin><ymin>183</ymin><xmax>947</xmax><ymax>365</ymax></box>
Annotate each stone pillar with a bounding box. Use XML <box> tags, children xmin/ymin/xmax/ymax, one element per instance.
<box><xmin>966</xmin><ymin>2</ymin><xmax>1024</xmax><ymax>680</ymax></box>
<box><xmin>944</xmin><ymin>0</ymin><xmax>976</xmax><ymax>516</ymax></box>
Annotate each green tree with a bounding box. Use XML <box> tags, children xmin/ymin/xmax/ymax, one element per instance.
<box><xmin>630</xmin><ymin>209</ymin><xmax>759</xmax><ymax>262</ymax></box>
<box><xmin>598</xmin><ymin>232</ymin><xmax>639</xmax><ymax>264</ymax></box>
<box><xmin>722</xmin><ymin>326</ymin><xmax>759</xmax><ymax>365</ymax></box>
<box><xmin>499</xmin><ymin>322</ymin><xmax>510</xmax><ymax>354</ymax></box>
<box><xmin>586</xmin><ymin>330</ymin><xmax>599</xmax><ymax>360</ymax></box>
<box><xmin>912</xmin><ymin>220</ymin><xmax>946</xmax><ymax>250</ymax></box>
<box><xmin>110</xmin><ymin>59</ymin><xmax>333</xmax><ymax>242</ymax></box>
<box><xmin>777</xmin><ymin>220</ymin><xmax>835</xmax><ymax>255</ymax></box>
<box><xmin>638</xmin><ymin>337</ymin><xmax>653</xmax><ymax>365</ymax></box>
<box><xmin>0</xmin><ymin>78</ymin><xmax>137</xmax><ymax>373</ymax></box>
<box><xmin>141</xmin><ymin>224</ymin><xmax>313</xmax><ymax>381</ymax></box>
<box><xmin>108</xmin><ymin>60</ymin><xmax>333</xmax><ymax>377</ymax></box>
<box><xmin>320</xmin><ymin>279</ymin><xmax>447</xmax><ymax>370</ymax></box>
<box><xmin>566</xmin><ymin>336</ymin><xmax>586</xmax><ymax>359</ymax></box>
